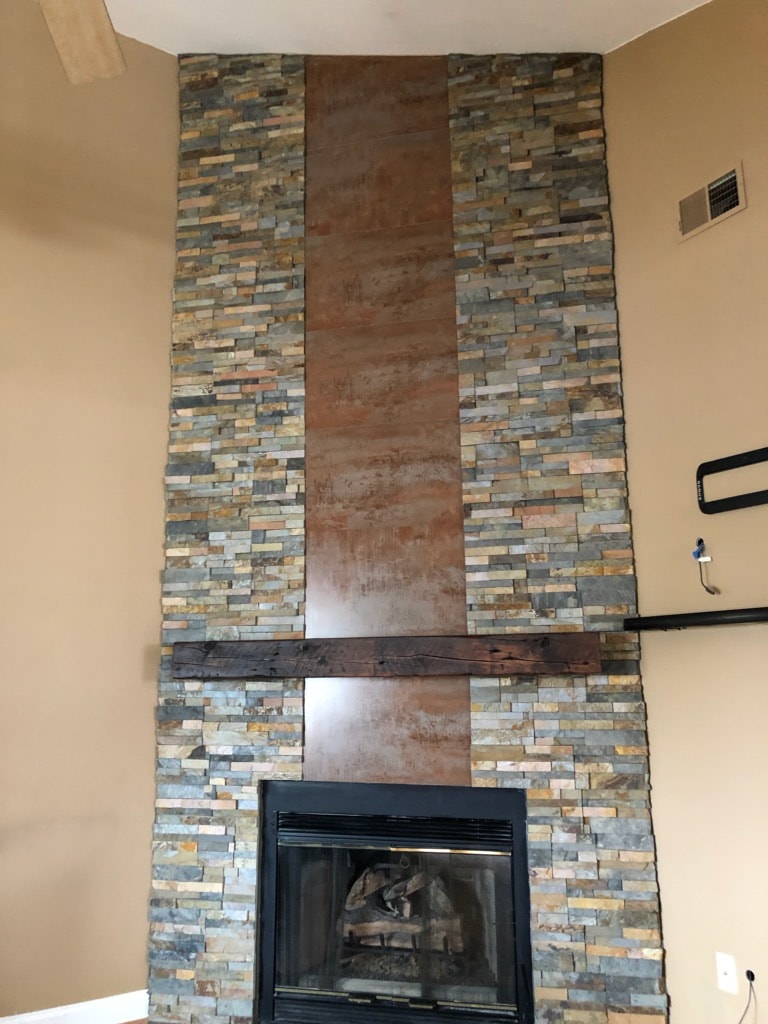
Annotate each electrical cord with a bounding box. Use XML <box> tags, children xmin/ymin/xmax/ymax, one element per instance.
<box><xmin>692</xmin><ymin>537</ymin><xmax>718</xmax><ymax>595</ymax></box>
<box><xmin>736</xmin><ymin>971</ymin><xmax>756</xmax><ymax>1024</ymax></box>
<box><xmin>698</xmin><ymin>558</ymin><xmax>717</xmax><ymax>595</ymax></box>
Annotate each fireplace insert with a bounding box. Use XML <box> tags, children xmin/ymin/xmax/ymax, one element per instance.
<box><xmin>257</xmin><ymin>781</ymin><xmax>533</xmax><ymax>1024</ymax></box>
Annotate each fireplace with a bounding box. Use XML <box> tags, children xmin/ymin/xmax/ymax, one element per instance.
<box><xmin>150</xmin><ymin>52</ymin><xmax>667</xmax><ymax>1024</ymax></box>
<box><xmin>257</xmin><ymin>782</ymin><xmax>533</xmax><ymax>1024</ymax></box>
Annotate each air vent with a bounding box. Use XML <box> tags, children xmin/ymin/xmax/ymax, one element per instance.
<box><xmin>679</xmin><ymin>164</ymin><xmax>746</xmax><ymax>239</ymax></box>
<box><xmin>276</xmin><ymin>811</ymin><xmax>516</xmax><ymax>850</ymax></box>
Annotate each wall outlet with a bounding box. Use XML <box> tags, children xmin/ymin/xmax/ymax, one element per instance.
<box><xmin>716</xmin><ymin>952</ymin><xmax>739</xmax><ymax>994</ymax></box>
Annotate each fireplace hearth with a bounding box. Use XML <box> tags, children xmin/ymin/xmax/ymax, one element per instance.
<box><xmin>257</xmin><ymin>782</ymin><xmax>533</xmax><ymax>1024</ymax></box>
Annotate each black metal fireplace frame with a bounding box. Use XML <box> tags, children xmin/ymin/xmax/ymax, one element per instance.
<box><xmin>256</xmin><ymin>780</ymin><xmax>534</xmax><ymax>1024</ymax></box>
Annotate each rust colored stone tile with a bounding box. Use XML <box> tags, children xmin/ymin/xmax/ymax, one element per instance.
<box><xmin>305</xmin><ymin>521</ymin><xmax>467</xmax><ymax>638</ymax></box>
<box><xmin>302</xmin><ymin>50</ymin><xmax>469</xmax><ymax>785</ymax></box>
<box><xmin>306</xmin><ymin>418</ymin><xmax>463</xmax><ymax>532</ymax></box>
<box><xmin>303</xmin><ymin>676</ymin><xmax>471</xmax><ymax>785</ymax></box>
<box><xmin>306</xmin><ymin>56</ymin><xmax>449</xmax><ymax>152</ymax></box>
<box><xmin>305</xmin><ymin>220</ymin><xmax>455</xmax><ymax>330</ymax></box>
<box><xmin>306</xmin><ymin>128</ymin><xmax>452</xmax><ymax>236</ymax></box>
<box><xmin>306</xmin><ymin>319</ymin><xmax>459</xmax><ymax>430</ymax></box>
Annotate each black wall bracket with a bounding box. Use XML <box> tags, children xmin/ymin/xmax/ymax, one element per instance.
<box><xmin>696</xmin><ymin>445</ymin><xmax>768</xmax><ymax>514</ymax></box>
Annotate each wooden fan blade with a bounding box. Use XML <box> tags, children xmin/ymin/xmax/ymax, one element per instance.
<box><xmin>39</xmin><ymin>0</ymin><xmax>126</xmax><ymax>85</ymax></box>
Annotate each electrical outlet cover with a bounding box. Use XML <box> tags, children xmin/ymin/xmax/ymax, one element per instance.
<box><xmin>716</xmin><ymin>952</ymin><xmax>738</xmax><ymax>994</ymax></box>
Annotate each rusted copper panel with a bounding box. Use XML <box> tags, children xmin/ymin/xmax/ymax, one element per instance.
<box><xmin>306</xmin><ymin>128</ymin><xmax>453</xmax><ymax>237</ymax></box>
<box><xmin>305</xmin><ymin>319</ymin><xmax>459</xmax><ymax>432</ymax></box>
<box><xmin>306</xmin><ymin>56</ymin><xmax>449</xmax><ymax>153</ymax></box>
<box><xmin>303</xmin><ymin>56</ymin><xmax>469</xmax><ymax>783</ymax></box>
<box><xmin>305</xmin><ymin>220</ymin><xmax>455</xmax><ymax>331</ymax></box>
<box><xmin>305</xmin><ymin>521</ymin><xmax>467</xmax><ymax>639</ymax></box>
<box><xmin>303</xmin><ymin>677</ymin><xmax>471</xmax><ymax>786</ymax></box>
<box><xmin>307</xmin><ymin>417</ymin><xmax>463</xmax><ymax>532</ymax></box>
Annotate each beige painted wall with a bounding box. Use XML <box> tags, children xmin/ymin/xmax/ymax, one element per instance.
<box><xmin>606</xmin><ymin>0</ymin><xmax>768</xmax><ymax>1021</ymax></box>
<box><xmin>2</xmin><ymin>0</ymin><xmax>766</xmax><ymax>1017</ymax></box>
<box><xmin>0</xmin><ymin>2</ymin><xmax>177</xmax><ymax>1013</ymax></box>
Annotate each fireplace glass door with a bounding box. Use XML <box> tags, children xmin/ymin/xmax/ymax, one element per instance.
<box><xmin>258</xmin><ymin>782</ymin><xmax>533</xmax><ymax>1024</ymax></box>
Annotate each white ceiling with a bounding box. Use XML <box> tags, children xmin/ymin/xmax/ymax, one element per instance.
<box><xmin>106</xmin><ymin>0</ymin><xmax>713</xmax><ymax>57</ymax></box>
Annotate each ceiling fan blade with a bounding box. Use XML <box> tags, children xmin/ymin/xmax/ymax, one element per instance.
<box><xmin>39</xmin><ymin>0</ymin><xmax>126</xmax><ymax>85</ymax></box>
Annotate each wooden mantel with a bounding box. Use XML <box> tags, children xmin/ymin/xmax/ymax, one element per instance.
<box><xmin>171</xmin><ymin>633</ymin><xmax>601</xmax><ymax>680</ymax></box>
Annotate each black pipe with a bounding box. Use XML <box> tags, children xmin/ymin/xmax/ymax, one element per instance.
<box><xmin>624</xmin><ymin>606</ymin><xmax>768</xmax><ymax>632</ymax></box>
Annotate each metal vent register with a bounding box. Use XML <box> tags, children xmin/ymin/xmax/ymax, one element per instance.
<box><xmin>679</xmin><ymin>165</ymin><xmax>745</xmax><ymax>238</ymax></box>
<box><xmin>258</xmin><ymin>782</ymin><xmax>534</xmax><ymax>1024</ymax></box>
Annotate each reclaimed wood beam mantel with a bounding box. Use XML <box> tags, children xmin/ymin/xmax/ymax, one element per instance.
<box><xmin>171</xmin><ymin>633</ymin><xmax>601</xmax><ymax>680</ymax></box>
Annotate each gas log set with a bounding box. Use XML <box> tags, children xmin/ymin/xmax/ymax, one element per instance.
<box><xmin>341</xmin><ymin>857</ymin><xmax>465</xmax><ymax>955</ymax></box>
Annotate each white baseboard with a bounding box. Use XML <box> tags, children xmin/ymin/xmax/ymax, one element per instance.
<box><xmin>0</xmin><ymin>990</ymin><xmax>148</xmax><ymax>1024</ymax></box>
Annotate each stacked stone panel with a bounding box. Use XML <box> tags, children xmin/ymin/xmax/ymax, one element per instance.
<box><xmin>471</xmin><ymin>637</ymin><xmax>666</xmax><ymax>1023</ymax></box>
<box><xmin>149</xmin><ymin>55</ymin><xmax>305</xmax><ymax>1024</ymax></box>
<box><xmin>450</xmin><ymin>55</ymin><xmax>666</xmax><ymax>1022</ymax></box>
<box><xmin>450</xmin><ymin>54</ymin><xmax>633</xmax><ymax>634</ymax></box>
<box><xmin>151</xmin><ymin>681</ymin><xmax>302</xmax><ymax>1022</ymax></box>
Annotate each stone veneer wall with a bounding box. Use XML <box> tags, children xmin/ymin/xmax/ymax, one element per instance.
<box><xmin>451</xmin><ymin>54</ymin><xmax>633</xmax><ymax>634</ymax></box>
<box><xmin>451</xmin><ymin>56</ymin><xmax>666</xmax><ymax>1023</ymax></box>
<box><xmin>150</xmin><ymin>52</ymin><xmax>666</xmax><ymax>1024</ymax></box>
<box><xmin>150</xmin><ymin>55</ymin><xmax>306</xmax><ymax>1023</ymax></box>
